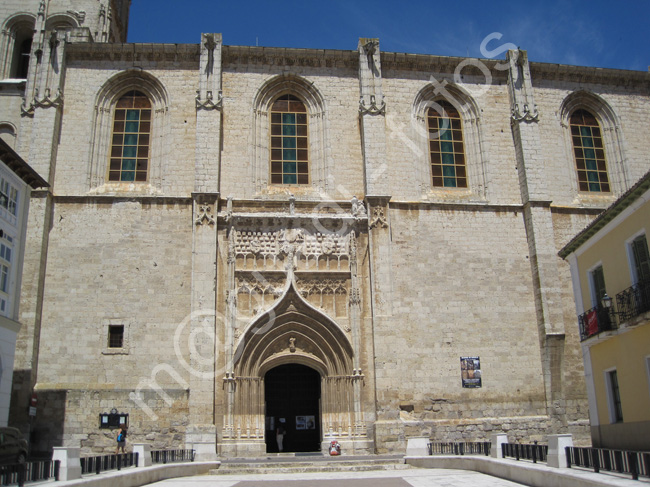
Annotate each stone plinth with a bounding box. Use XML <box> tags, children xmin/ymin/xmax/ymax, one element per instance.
<box><xmin>405</xmin><ymin>436</ymin><xmax>430</xmax><ymax>456</ymax></box>
<box><xmin>547</xmin><ymin>434</ymin><xmax>573</xmax><ymax>468</ymax></box>
<box><xmin>52</xmin><ymin>447</ymin><xmax>81</xmax><ymax>481</ymax></box>
<box><xmin>133</xmin><ymin>443</ymin><xmax>152</xmax><ymax>467</ymax></box>
<box><xmin>490</xmin><ymin>433</ymin><xmax>508</xmax><ymax>458</ymax></box>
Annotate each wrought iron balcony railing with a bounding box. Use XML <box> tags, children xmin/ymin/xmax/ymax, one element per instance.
<box><xmin>616</xmin><ymin>279</ymin><xmax>650</xmax><ymax>324</ymax></box>
<box><xmin>578</xmin><ymin>305</ymin><xmax>616</xmax><ymax>341</ymax></box>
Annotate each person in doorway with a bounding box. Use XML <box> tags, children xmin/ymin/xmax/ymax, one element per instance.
<box><xmin>276</xmin><ymin>419</ymin><xmax>286</xmax><ymax>452</ymax></box>
<box><xmin>115</xmin><ymin>426</ymin><xmax>127</xmax><ymax>454</ymax></box>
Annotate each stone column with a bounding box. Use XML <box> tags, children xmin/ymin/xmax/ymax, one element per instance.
<box><xmin>365</xmin><ymin>196</ymin><xmax>393</xmax><ymax>317</ymax></box>
<box><xmin>186</xmin><ymin>194</ymin><xmax>219</xmax><ymax>461</ymax></box>
<box><xmin>24</xmin><ymin>30</ymin><xmax>66</xmax><ymax>183</ymax></box>
<box><xmin>357</xmin><ymin>38</ymin><xmax>393</xmax><ymax>319</ymax></box>
<box><xmin>195</xmin><ymin>33</ymin><xmax>223</xmax><ymax>193</ymax></box>
<box><xmin>348</xmin><ymin>228</ymin><xmax>366</xmax><ymax>438</ymax></box>
<box><xmin>186</xmin><ymin>32</ymin><xmax>224</xmax><ymax>461</ymax></box>
<box><xmin>10</xmin><ymin>26</ymin><xmax>64</xmax><ymax>432</ymax></box>
<box><xmin>52</xmin><ymin>447</ymin><xmax>81</xmax><ymax>481</ymax></box>
<box><xmin>221</xmin><ymin>219</ymin><xmax>236</xmax><ymax>447</ymax></box>
<box><xmin>506</xmin><ymin>49</ymin><xmax>567</xmax><ymax>426</ymax></box>
<box><xmin>358</xmin><ymin>38</ymin><xmax>388</xmax><ymax>197</ymax></box>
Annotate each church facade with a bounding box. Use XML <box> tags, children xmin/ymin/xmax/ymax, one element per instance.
<box><xmin>1</xmin><ymin>0</ymin><xmax>650</xmax><ymax>457</ymax></box>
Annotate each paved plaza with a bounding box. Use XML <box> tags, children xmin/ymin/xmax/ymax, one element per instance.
<box><xmin>146</xmin><ymin>468</ymin><xmax>528</xmax><ymax>487</ymax></box>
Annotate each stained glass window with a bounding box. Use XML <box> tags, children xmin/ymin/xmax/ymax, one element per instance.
<box><xmin>270</xmin><ymin>94</ymin><xmax>309</xmax><ymax>185</ymax></box>
<box><xmin>109</xmin><ymin>90</ymin><xmax>151</xmax><ymax>182</ymax></box>
<box><xmin>570</xmin><ymin>109</ymin><xmax>609</xmax><ymax>193</ymax></box>
<box><xmin>427</xmin><ymin>101</ymin><xmax>467</xmax><ymax>188</ymax></box>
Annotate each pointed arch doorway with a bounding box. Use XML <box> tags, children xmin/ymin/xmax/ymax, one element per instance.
<box><xmin>264</xmin><ymin>363</ymin><xmax>321</xmax><ymax>453</ymax></box>
<box><xmin>221</xmin><ymin>283</ymin><xmax>371</xmax><ymax>457</ymax></box>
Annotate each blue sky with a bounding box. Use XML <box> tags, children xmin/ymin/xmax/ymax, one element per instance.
<box><xmin>128</xmin><ymin>1</ymin><xmax>650</xmax><ymax>71</ymax></box>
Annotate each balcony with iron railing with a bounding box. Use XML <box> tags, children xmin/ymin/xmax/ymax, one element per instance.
<box><xmin>615</xmin><ymin>279</ymin><xmax>650</xmax><ymax>323</ymax></box>
<box><xmin>578</xmin><ymin>305</ymin><xmax>616</xmax><ymax>341</ymax></box>
<box><xmin>578</xmin><ymin>279</ymin><xmax>650</xmax><ymax>341</ymax></box>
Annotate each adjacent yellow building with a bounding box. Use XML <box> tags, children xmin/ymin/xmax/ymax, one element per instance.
<box><xmin>560</xmin><ymin>170</ymin><xmax>650</xmax><ymax>451</ymax></box>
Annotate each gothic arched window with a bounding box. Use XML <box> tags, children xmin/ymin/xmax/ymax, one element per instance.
<box><xmin>270</xmin><ymin>94</ymin><xmax>309</xmax><ymax>185</ymax></box>
<box><xmin>1</xmin><ymin>17</ymin><xmax>35</xmax><ymax>80</ymax></box>
<box><xmin>570</xmin><ymin>109</ymin><xmax>610</xmax><ymax>193</ymax></box>
<box><xmin>427</xmin><ymin>100</ymin><xmax>467</xmax><ymax>188</ymax></box>
<box><xmin>108</xmin><ymin>90</ymin><xmax>151</xmax><ymax>182</ymax></box>
<box><xmin>15</xmin><ymin>37</ymin><xmax>31</xmax><ymax>79</ymax></box>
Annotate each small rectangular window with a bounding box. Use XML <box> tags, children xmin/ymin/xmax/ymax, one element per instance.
<box><xmin>108</xmin><ymin>325</ymin><xmax>124</xmax><ymax>348</ymax></box>
<box><xmin>590</xmin><ymin>265</ymin><xmax>607</xmax><ymax>307</ymax></box>
<box><xmin>631</xmin><ymin>234</ymin><xmax>650</xmax><ymax>284</ymax></box>
<box><xmin>607</xmin><ymin>370</ymin><xmax>623</xmax><ymax>423</ymax></box>
<box><xmin>646</xmin><ymin>357</ymin><xmax>650</xmax><ymax>399</ymax></box>
<box><xmin>0</xmin><ymin>264</ymin><xmax>9</xmax><ymax>293</ymax></box>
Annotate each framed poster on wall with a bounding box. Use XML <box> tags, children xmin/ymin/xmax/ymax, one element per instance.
<box><xmin>296</xmin><ymin>415</ymin><xmax>315</xmax><ymax>430</ymax></box>
<box><xmin>460</xmin><ymin>356</ymin><xmax>482</xmax><ymax>388</ymax></box>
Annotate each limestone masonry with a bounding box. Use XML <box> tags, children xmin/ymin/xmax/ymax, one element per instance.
<box><xmin>1</xmin><ymin>0</ymin><xmax>649</xmax><ymax>457</ymax></box>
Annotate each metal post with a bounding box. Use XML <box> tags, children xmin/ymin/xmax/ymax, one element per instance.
<box><xmin>17</xmin><ymin>463</ymin><xmax>25</xmax><ymax>487</ymax></box>
<box><xmin>592</xmin><ymin>448</ymin><xmax>600</xmax><ymax>473</ymax></box>
<box><xmin>628</xmin><ymin>452</ymin><xmax>638</xmax><ymax>481</ymax></box>
<box><xmin>614</xmin><ymin>450</ymin><xmax>623</xmax><ymax>473</ymax></box>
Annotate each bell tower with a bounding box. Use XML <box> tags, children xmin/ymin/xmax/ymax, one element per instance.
<box><xmin>0</xmin><ymin>0</ymin><xmax>131</xmax><ymax>149</ymax></box>
<box><xmin>0</xmin><ymin>0</ymin><xmax>131</xmax><ymax>435</ymax></box>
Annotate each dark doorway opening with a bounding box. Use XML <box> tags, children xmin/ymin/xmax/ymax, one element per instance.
<box><xmin>265</xmin><ymin>364</ymin><xmax>321</xmax><ymax>453</ymax></box>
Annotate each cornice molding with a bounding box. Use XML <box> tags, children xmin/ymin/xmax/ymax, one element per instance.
<box><xmin>530</xmin><ymin>62</ymin><xmax>650</xmax><ymax>89</ymax></box>
<box><xmin>64</xmin><ymin>42</ymin><xmax>650</xmax><ymax>91</ymax></box>
<box><xmin>222</xmin><ymin>45</ymin><xmax>358</xmax><ymax>69</ymax></box>
<box><xmin>66</xmin><ymin>43</ymin><xmax>200</xmax><ymax>64</ymax></box>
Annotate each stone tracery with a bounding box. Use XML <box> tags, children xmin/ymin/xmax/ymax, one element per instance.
<box><xmin>220</xmin><ymin>206</ymin><xmax>367</xmax><ymax>455</ymax></box>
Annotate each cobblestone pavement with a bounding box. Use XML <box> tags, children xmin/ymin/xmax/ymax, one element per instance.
<box><xmin>146</xmin><ymin>468</ymin><xmax>527</xmax><ymax>486</ymax></box>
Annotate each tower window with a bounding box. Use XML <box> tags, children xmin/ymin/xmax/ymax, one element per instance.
<box><xmin>570</xmin><ymin>109</ymin><xmax>610</xmax><ymax>193</ymax></box>
<box><xmin>270</xmin><ymin>95</ymin><xmax>309</xmax><ymax>185</ymax></box>
<box><xmin>109</xmin><ymin>91</ymin><xmax>151</xmax><ymax>182</ymax></box>
<box><xmin>427</xmin><ymin>101</ymin><xmax>467</xmax><ymax>188</ymax></box>
<box><xmin>17</xmin><ymin>38</ymin><xmax>32</xmax><ymax>79</ymax></box>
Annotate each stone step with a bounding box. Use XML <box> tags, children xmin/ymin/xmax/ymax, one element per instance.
<box><xmin>218</xmin><ymin>459</ymin><xmax>404</xmax><ymax>469</ymax></box>
<box><xmin>211</xmin><ymin>457</ymin><xmax>411</xmax><ymax>475</ymax></box>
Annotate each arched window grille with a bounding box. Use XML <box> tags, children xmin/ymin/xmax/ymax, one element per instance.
<box><xmin>108</xmin><ymin>90</ymin><xmax>151</xmax><ymax>182</ymax></box>
<box><xmin>270</xmin><ymin>94</ymin><xmax>309</xmax><ymax>185</ymax></box>
<box><xmin>427</xmin><ymin>100</ymin><xmax>467</xmax><ymax>188</ymax></box>
<box><xmin>570</xmin><ymin>109</ymin><xmax>610</xmax><ymax>193</ymax></box>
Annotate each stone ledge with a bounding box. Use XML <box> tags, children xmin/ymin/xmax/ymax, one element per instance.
<box><xmin>54</xmin><ymin>461</ymin><xmax>219</xmax><ymax>487</ymax></box>
<box><xmin>405</xmin><ymin>455</ymin><xmax>639</xmax><ymax>487</ymax></box>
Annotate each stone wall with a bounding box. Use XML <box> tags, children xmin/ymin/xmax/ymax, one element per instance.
<box><xmin>23</xmin><ymin>199</ymin><xmax>193</xmax><ymax>453</ymax></box>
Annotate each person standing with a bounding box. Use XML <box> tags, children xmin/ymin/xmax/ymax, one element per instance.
<box><xmin>115</xmin><ymin>426</ymin><xmax>127</xmax><ymax>454</ymax></box>
<box><xmin>276</xmin><ymin>420</ymin><xmax>285</xmax><ymax>452</ymax></box>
